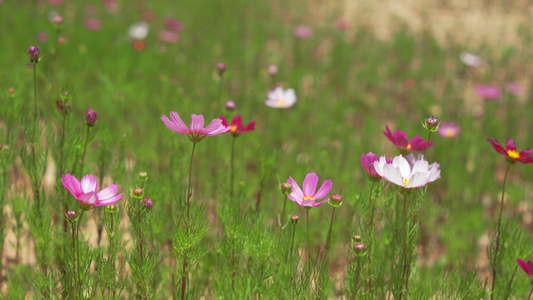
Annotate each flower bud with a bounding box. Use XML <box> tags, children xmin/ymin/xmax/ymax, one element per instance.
<box><xmin>142</xmin><ymin>197</ymin><xmax>153</xmax><ymax>210</ymax></box>
<box><xmin>352</xmin><ymin>234</ymin><xmax>361</xmax><ymax>244</ymax></box>
<box><xmin>106</xmin><ymin>205</ymin><xmax>117</xmax><ymax>213</ymax></box>
<box><xmin>132</xmin><ymin>187</ymin><xmax>143</xmax><ymax>197</ymax></box>
<box><xmin>85</xmin><ymin>109</ymin><xmax>97</xmax><ymax>126</ymax></box>
<box><xmin>66</xmin><ymin>210</ymin><xmax>76</xmax><ymax>222</ymax></box>
<box><xmin>57</xmin><ymin>36</ymin><xmax>66</xmax><ymax>44</ymax></box>
<box><xmin>53</xmin><ymin>14</ymin><xmax>63</xmax><ymax>25</ymax></box>
<box><xmin>8</xmin><ymin>88</ymin><xmax>15</xmax><ymax>95</ymax></box>
<box><xmin>353</xmin><ymin>242</ymin><xmax>366</xmax><ymax>253</ymax></box>
<box><xmin>290</xmin><ymin>215</ymin><xmax>299</xmax><ymax>224</ymax></box>
<box><xmin>139</xmin><ymin>171</ymin><xmax>148</xmax><ymax>181</ymax></box>
<box><xmin>281</xmin><ymin>182</ymin><xmax>292</xmax><ymax>196</ymax></box>
<box><xmin>217</xmin><ymin>62</ymin><xmax>226</xmax><ymax>75</ymax></box>
<box><xmin>268</xmin><ymin>64</ymin><xmax>278</xmax><ymax>76</ymax></box>
<box><xmin>423</xmin><ymin>116</ymin><xmax>440</xmax><ymax>132</ymax></box>
<box><xmin>225</xmin><ymin>101</ymin><xmax>236</xmax><ymax>111</ymax></box>
<box><xmin>28</xmin><ymin>45</ymin><xmax>40</xmax><ymax>63</ymax></box>
<box><xmin>328</xmin><ymin>193</ymin><xmax>343</xmax><ymax>208</ymax></box>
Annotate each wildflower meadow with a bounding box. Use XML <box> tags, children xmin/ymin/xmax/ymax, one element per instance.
<box><xmin>2</xmin><ymin>0</ymin><xmax>533</xmax><ymax>299</ymax></box>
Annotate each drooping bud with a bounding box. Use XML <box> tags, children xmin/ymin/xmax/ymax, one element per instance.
<box><xmin>85</xmin><ymin>109</ymin><xmax>97</xmax><ymax>126</ymax></box>
<box><xmin>225</xmin><ymin>101</ymin><xmax>236</xmax><ymax>111</ymax></box>
<box><xmin>66</xmin><ymin>210</ymin><xmax>77</xmax><ymax>222</ymax></box>
<box><xmin>423</xmin><ymin>116</ymin><xmax>440</xmax><ymax>132</ymax></box>
<box><xmin>28</xmin><ymin>45</ymin><xmax>40</xmax><ymax>63</ymax></box>
<box><xmin>142</xmin><ymin>197</ymin><xmax>153</xmax><ymax>210</ymax></box>
<box><xmin>290</xmin><ymin>215</ymin><xmax>299</xmax><ymax>224</ymax></box>
<box><xmin>217</xmin><ymin>62</ymin><xmax>226</xmax><ymax>76</ymax></box>
<box><xmin>281</xmin><ymin>182</ymin><xmax>292</xmax><ymax>196</ymax></box>
<box><xmin>328</xmin><ymin>193</ymin><xmax>343</xmax><ymax>208</ymax></box>
<box><xmin>132</xmin><ymin>187</ymin><xmax>143</xmax><ymax>198</ymax></box>
<box><xmin>139</xmin><ymin>171</ymin><xmax>148</xmax><ymax>181</ymax></box>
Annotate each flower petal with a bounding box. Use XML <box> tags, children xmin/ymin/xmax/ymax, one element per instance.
<box><xmin>61</xmin><ymin>173</ymin><xmax>83</xmax><ymax>197</ymax></box>
<box><xmin>96</xmin><ymin>193</ymin><xmax>123</xmax><ymax>206</ymax></box>
<box><xmin>168</xmin><ymin>111</ymin><xmax>189</xmax><ymax>133</ymax></box>
<box><xmin>80</xmin><ymin>174</ymin><xmax>98</xmax><ymax>194</ymax></box>
<box><xmin>78</xmin><ymin>191</ymin><xmax>98</xmax><ymax>205</ymax></box>
<box><xmin>190</xmin><ymin>114</ymin><xmax>205</xmax><ymax>132</ymax></box>
<box><xmin>382</xmin><ymin>164</ymin><xmax>404</xmax><ymax>187</ymax></box>
<box><xmin>488</xmin><ymin>138</ymin><xmax>507</xmax><ymax>156</ymax></box>
<box><xmin>97</xmin><ymin>184</ymin><xmax>118</xmax><ymax>201</ymax></box>
<box><xmin>288</xmin><ymin>176</ymin><xmax>304</xmax><ymax>199</ymax></box>
<box><xmin>302</xmin><ymin>173</ymin><xmax>319</xmax><ymax>196</ymax></box>
<box><xmin>314</xmin><ymin>179</ymin><xmax>332</xmax><ymax>200</ymax></box>
<box><xmin>506</xmin><ymin>138</ymin><xmax>517</xmax><ymax>151</ymax></box>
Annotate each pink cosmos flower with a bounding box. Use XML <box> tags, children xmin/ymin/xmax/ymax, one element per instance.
<box><xmin>517</xmin><ymin>259</ymin><xmax>533</xmax><ymax>279</ymax></box>
<box><xmin>164</xmin><ymin>16</ymin><xmax>184</xmax><ymax>32</ymax></box>
<box><xmin>293</xmin><ymin>26</ymin><xmax>313</xmax><ymax>39</ymax></box>
<box><xmin>219</xmin><ymin>114</ymin><xmax>256</xmax><ymax>137</ymax></box>
<box><xmin>374</xmin><ymin>154</ymin><xmax>440</xmax><ymax>189</ymax></box>
<box><xmin>475</xmin><ymin>85</ymin><xmax>501</xmax><ymax>100</ymax></box>
<box><xmin>61</xmin><ymin>173</ymin><xmax>123</xmax><ymax>209</ymax></box>
<box><xmin>161</xmin><ymin>112</ymin><xmax>231</xmax><ymax>143</ymax></box>
<box><xmin>505</xmin><ymin>82</ymin><xmax>524</xmax><ymax>96</ymax></box>
<box><xmin>159</xmin><ymin>30</ymin><xmax>179</xmax><ymax>43</ymax></box>
<box><xmin>287</xmin><ymin>173</ymin><xmax>332</xmax><ymax>207</ymax></box>
<box><xmin>488</xmin><ymin>138</ymin><xmax>533</xmax><ymax>164</ymax></box>
<box><xmin>361</xmin><ymin>152</ymin><xmax>392</xmax><ymax>180</ymax></box>
<box><xmin>438</xmin><ymin>121</ymin><xmax>461</xmax><ymax>138</ymax></box>
<box><xmin>84</xmin><ymin>18</ymin><xmax>102</xmax><ymax>31</ymax></box>
<box><xmin>383</xmin><ymin>125</ymin><xmax>433</xmax><ymax>152</ymax></box>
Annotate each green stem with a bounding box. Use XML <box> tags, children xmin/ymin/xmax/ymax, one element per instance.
<box><xmin>424</xmin><ymin>131</ymin><xmax>432</xmax><ymax>159</ymax></box>
<box><xmin>230</xmin><ymin>136</ymin><xmax>236</xmax><ymax>198</ymax></box>
<box><xmin>186</xmin><ymin>142</ymin><xmax>197</xmax><ymax>223</ymax></box>
<box><xmin>79</xmin><ymin>125</ymin><xmax>91</xmax><ymax>177</ymax></box>
<box><xmin>139</xmin><ymin>200</ymin><xmax>146</xmax><ymax>299</ymax></box>
<box><xmin>107</xmin><ymin>211</ymin><xmax>115</xmax><ymax>297</ymax></box>
<box><xmin>528</xmin><ymin>286</ymin><xmax>533</xmax><ymax>300</ymax></box>
<box><xmin>33</xmin><ymin>62</ymin><xmax>37</xmax><ymax>144</ymax></box>
<box><xmin>367</xmin><ymin>181</ymin><xmax>376</xmax><ymax>227</ymax></box>
<box><xmin>490</xmin><ymin>162</ymin><xmax>512</xmax><ymax>298</ymax></box>
<box><xmin>399</xmin><ymin>192</ymin><xmax>408</xmax><ymax>300</ymax></box>
<box><xmin>353</xmin><ymin>256</ymin><xmax>362</xmax><ymax>298</ymax></box>
<box><xmin>76</xmin><ymin>210</ymin><xmax>85</xmax><ymax>297</ymax></box>
<box><xmin>306</xmin><ymin>208</ymin><xmax>311</xmax><ymax>271</ymax></box>
<box><xmin>217</xmin><ymin>75</ymin><xmax>224</xmax><ymax>104</ymax></box>
<box><xmin>280</xmin><ymin>196</ymin><xmax>288</xmax><ymax>231</ymax></box>
<box><xmin>71</xmin><ymin>220</ymin><xmax>77</xmax><ymax>296</ymax></box>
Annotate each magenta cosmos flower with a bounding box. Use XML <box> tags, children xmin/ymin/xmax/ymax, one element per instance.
<box><xmin>383</xmin><ymin>125</ymin><xmax>433</xmax><ymax>152</ymax></box>
<box><xmin>517</xmin><ymin>259</ymin><xmax>533</xmax><ymax>280</ymax></box>
<box><xmin>361</xmin><ymin>152</ymin><xmax>392</xmax><ymax>181</ymax></box>
<box><xmin>488</xmin><ymin>138</ymin><xmax>533</xmax><ymax>164</ymax></box>
<box><xmin>219</xmin><ymin>114</ymin><xmax>256</xmax><ymax>137</ymax></box>
<box><xmin>61</xmin><ymin>174</ymin><xmax>123</xmax><ymax>209</ymax></box>
<box><xmin>287</xmin><ymin>173</ymin><xmax>332</xmax><ymax>207</ymax></box>
<box><xmin>475</xmin><ymin>85</ymin><xmax>501</xmax><ymax>100</ymax></box>
<box><xmin>161</xmin><ymin>112</ymin><xmax>231</xmax><ymax>143</ymax></box>
<box><xmin>374</xmin><ymin>154</ymin><xmax>440</xmax><ymax>189</ymax></box>
<box><xmin>438</xmin><ymin>121</ymin><xmax>461</xmax><ymax>138</ymax></box>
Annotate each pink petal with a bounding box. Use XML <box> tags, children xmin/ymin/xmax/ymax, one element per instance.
<box><xmin>97</xmin><ymin>184</ymin><xmax>118</xmax><ymax>201</ymax></box>
<box><xmin>287</xmin><ymin>176</ymin><xmax>304</xmax><ymax>199</ymax></box>
<box><xmin>169</xmin><ymin>111</ymin><xmax>190</xmax><ymax>133</ymax></box>
<box><xmin>519</xmin><ymin>148</ymin><xmax>533</xmax><ymax>158</ymax></box>
<box><xmin>506</xmin><ymin>139</ymin><xmax>517</xmax><ymax>151</ymax></box>
<box><xmin>302</xmin><ymin>173</ymin><xmax>319</xmax><ymax>196</ymax></box>
<box><xmin>232</xmin><ymin>114</ymin><xmax>242</xmax><ymax>127</ymax></box>
<box><xmin>517</xmin><ymin>259</ymin><xmax>528</xmax><ymax>274</ymax></box>
<box><xmin>488</xmin><ymin>138</ymin><xmax>507</xmax><ymax>156</ymax></box>
<box><xmin>78</xmin><ymin>191</ymin><xmax>98</xmax><ymax>205</ymax></box>
<box><xmin>528</xmin><ymin>261</ymin><xmax>533</xmax><ymax>275</ymax></box>
<box><xmin>61</xmin><ymin>174</ymin><xmax>83</xmax><ymax>197</ymax></box>
<box><xmin>96</xmin><ymin>193</ymin><xmax>123</xmax><ymax>206</ymax></box>
<box><xmin>190</xmin><ymin>114</ymin><xmax>205</xmax><ymax>132</ymax></box>
<box><xmin>218</xmin><ymin>115</ymin><xmax>230</xmax><ymax>127</ymax></box>
<box><xmin>80</xmin><ymin>174</ymin><xmax>97</xmax><ymax>194</ymax></box>
<box><xmin>243</xmin><ymin>121</ymin><xmax>256</xmax><ymax>132</ymax></box>
<box><xmin>162</xmin><ymin>115</ymin><xmax>184</xmax><ymax>133</ymax></box>
<box><xmin>203</xmin><ymin>118</ymin><xmax>224</xmax><ymax>135</ymax></box>
<box><xmin>392</xmin><ymin>129</ymin><xmax>409</xmax><ymax>149</ymax></box>
<box><xmin>313</xmin><ymin>179</ymin><xmax>332</xmax><ymax>200</ymax></box>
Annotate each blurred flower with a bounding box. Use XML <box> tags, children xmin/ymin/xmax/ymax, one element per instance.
<box><xmin>265</xmin><ymin>86</ymin><xmax>297</xmax><ymax>108</ymax></box>
<box><xmin>66</xmin><ymin>210</ymin><xmax>76</xmax><ymax>222</ymax></box>
<box><xmin>268</xmin><ymin>64</ymin><xmax>278</xmax><ymax>75</ymax></box>
<box><xmin>143</xmin><ymin>10</ymin><xmax>156</xmax><ymax>22</ymax></box>
<box><xmin>225</xmin><ymin>101</ymin><xmax>236</xmax><ymax>111</ymax></box>
<box><xmin>287</xmin><ymin>173</ymin><xmax>332</xmax><ymax>207</ymax></box>
<box><xmin>48</xmin><ymin>0</ymin><xmax>63</xmax><ymax>5</ymax></box>
<box><xmin>132</xmin><ymin>40</ymin><xmax>147</xmax><ymax>51</ymax></box>
<box><xmin>158</xmin><ymin>30</ymin><xmax>179</xmax><ymax>43</ymax></box>
<box><xmin>128</xmin><ymin>21</ymin><xmax>149</xmax><ymax>40</ymax></box>
<box><xmin>61</xmin><ymin>173</ymin><xmax>123</xmax><ymax>210</ymax></box>
<box><xmin>404</xmin><ymin>78</ymin><xmax>416</xmax><ymax>89</ymax></box>
<box><xmin>36</xmin><ymin>31</ymin><xmax>48</xmax><ymax>43</ymax></box>
<box><xmin>85</xmin><ymin>109</ymin><xmax>97</xmax><ymax>126</ymax></box>
<box><xmin>53</xmin><ymin>14</ymin><xmax>63</xmax><ymax>25</ymax></box>
<box><xmin>142</xmin><ymin>197</ymin><xmax>153</xmax><ymax>210</ymax></box>
<box><xmin>488</xmin><ymin>138</ymin><xmax>533</xmax><ymax>164</ymax></box>
<box><xmin>336</xmin><ymin>18</ymin><xmax>349</xmax><ymax>31</ymax></box>
<box><xmin>293</xmin><ymin>25</ymin><xmax>313</xmax><ymax>39</ymax></box>
<box><xmin>219</xmin><ymin>114</ymin><xmax>256</xmax><ymax>137</ymax></box>
<box><xmin>217</xmin><ymin>63</ymin><xmax>227</xmax><ymax>75</ymax></box>
<box><xmin>506</xmin><ymin>82</ymin><xmax>524</xmax><ymax>96</ymax></box>
<box><xmin>374</xmin><ymin>154</ymin><xmax>440</xmax><ymax>189</ymax></box>
<box><xmin>102</xmin><ymin>0</ymin><xmax>118</xmax><ymax>14</ymax></box>
<box><xmin>161</xmin><ymin>112</ymin><xmax>231</xmax><ymax>143</ymax></box>
<box><xmin>475</xmin><ymin>85</ymin><xmax>501</xmax><ymax>100</ymax></box>
<box><xmin>517</xmin><ymin>259</ymin><xmax>533</xmax><ymax>280</ymax></box>
<box><xmin>164</xmin><ymin>16</ymin><xmax>184</xmax><ymax>32</ymax></box>
<box><xmin>459</xmin><ymin>51</ymin><xmax>484</xmax><ymax>68</ymax></box>
<box><xmin>383</xmin><ymin>125</ymin><xmax>433</xmax><ymax>152</ymax></box>
<box><xmin>84</xmin><ymin>18</ymin><xmax>102</xmax><ymax>31</ymax></box>
<box><xmin>361</xmin><ymin>152</ymin><xmax>391</xmax><ymax>181</ymax></box>
<box><xmin>28</xmin><ymin>46</ymin><xmax>40</xmax><ymax>63</ymax></box>
<box><xmin>438</xmin><ymin>121</ymin><xmax>461</xmax><ymax>138</ymax></box>
<box><xmin>57</xmin><ymin>36</ymin><xmax>66</xmax><ymax>44</ymax></box>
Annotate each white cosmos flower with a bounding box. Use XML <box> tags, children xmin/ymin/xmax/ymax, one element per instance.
<box><xmin>128</xmin><ymin>21</ymin><xmax>149</xmax><ymax>40</ymax></box>
<box><xmin>459</xmin><ymin>51</ymin><xmax>484</xmax><ymax>68</ymax></box>
<box><xmin>264</xmin><ymin>87</ymin><xmax>297</xmax><ymax>108</ymax></box>
<box><xmin>374</xmin><ymin>153</ymin><xmax>440</xmax><ymax>189</ymax></box>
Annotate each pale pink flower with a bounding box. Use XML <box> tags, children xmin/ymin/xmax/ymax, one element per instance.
<box><xmin>61</xmin><ymin>174</ymin><xmax>123</xmax><ymax>209</ymax></box>
<box><xmin>161</xmin><ymin>112</ymin><xmax>231</xmax><ymax>143</ymax></box>
<box><xmin>265</xmin><ymin>86</ymin><xmax>297</xmax><ymax>108</ymax></box>
<box><xmin>287</xmin><ymin>173</ymin><xmax>332</xmax><ymax>207</ymax></box>
<box><xmin>84</xmin><ymin>18</ymin><xmax>102</xmax><ymax>31</ymax></box>
<box><xmin>374</xmin><ymin>154</ymin><xmax>440</xmax><ymax>189</ymax></box>
<box><xmin>293</xmin><ymin>26</ymin><xmax>313</xmax><ymax>39</ymax></box>
<box><xmin>438</xmin><ymin>121</ymin><xmax>461</xmax><ymax>138</ymax></box>
<box><xmin>159</xmin><ymin>30</ymin><xmax>179</xmax><ymax>43</ymax></box>
<box><xmin>475</xmin><ymin>85</ymin><xmax>501</xmax><ymax>100</ymax></box>
<box><xmin>505</xmin><ymin>82</ymin><xmax>524</xmax><ymax>96</ymax></box>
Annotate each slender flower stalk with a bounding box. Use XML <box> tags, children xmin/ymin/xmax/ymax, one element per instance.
<box><xmin>217</xmin><ymin>63</ymin><xmax>226</xmax><ymax>104</ymax></box>
<box><xmin>422</xmin><ymin>116</ymin><xmax>440</xmax><ymax>159</ymax></box>
<box><xmin>399</xmin><ymin>192</ymin><xmax>409</xmax><ymax>300</ymax></box>
<box><xmin>279</xmin><ymin>182</ymin><xmax>292</xmax><ymax>230</ymax></box>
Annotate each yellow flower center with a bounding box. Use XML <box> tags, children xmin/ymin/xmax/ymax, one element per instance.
<box><xmin>406</xmin><ymin>144</ymin><xmax>412</xmax><ymax>150</ymax></box>
<box><xmin>278</xmin><ymin>99</ymin><xmax>286</xmax><ymax>107</ymax></box>
<box><xmin>445</xmin><ymin>129</ymin><xmax>455</xmax><ymax>137</ymax></box>
<box><xmin>403</xmin><ymin>177</ymin><xmax>410</xmax><ymax>186</ymax></box>
<box><xmin>302</xmin><ymin>195</ymin><xmax>315</xmax><ymax>201</ymax></box>
<box><xmin>231</xmin><ymin>125</ymin><xmax>237</xmax><ymax>132</ymax></box>
<box><xmin>507</xmin><ymin>149</ymin><xmax>520</xmax><ymax>159</ymax></box>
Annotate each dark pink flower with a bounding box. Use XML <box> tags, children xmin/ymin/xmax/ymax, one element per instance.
<box><xmin>161</xmin><ymin>112</ymin><xmax>231</xmax><ymax>143</ymax></box>
<box><xmin>219</xmin><ymin>114</ymin><xmax>256</xmax><ymax>137</ymax></box>
<box><xmin>476</xmin><ymin>85</ymin><xmax>501</xmax><ymax>100</ymax></box>
<box><xmin>361</xmin><ymin>152</ymin><xmax>391</xmax><ymax>180</ymax></box>
<box><xmin>61</xmin><ymin>174</ymin><xmax>123</xmax><ymax>210</ymax></box>
<box><xmin>164</xmin><ymin>16</ymin><xmax>184</xmax><ymax>32</ymax></box>
<box><xmin>488</xmin><ymin>138</ymin><xmax>533</xmax><ymax>164</ymax></box>
<box><xmin>383</xmin><ymin>125</ymin><xmax>433</xmax><ymax>152</ymax></box>
<box><xmin>517</xmin><ymin>259</ymin><xmax>533</xmax><ymax>279</ymax></box>
<box><xmin>287</xmin><ymin>173</ymin><xmax>332</xmax><ymax>208</ymax></box>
